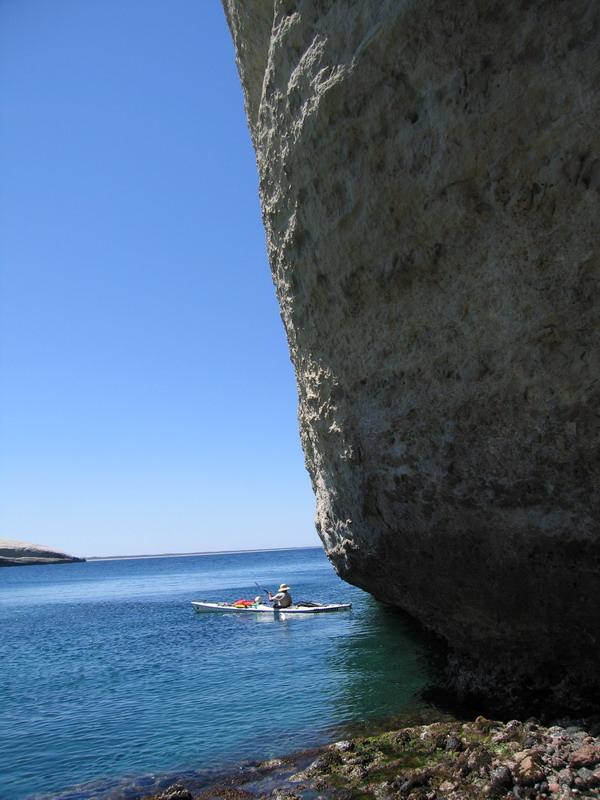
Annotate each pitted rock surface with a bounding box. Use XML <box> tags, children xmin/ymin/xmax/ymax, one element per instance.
<box><xmin>222</xmin><ymin>0</ymin><xmax>600</xmax><ymax>711</ymax></box>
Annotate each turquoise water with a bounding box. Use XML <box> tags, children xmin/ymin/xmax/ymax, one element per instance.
<box><xmin>0</xmin><ymin>548</ymin><xmax>433</xmax><ymax>799</ymax></box>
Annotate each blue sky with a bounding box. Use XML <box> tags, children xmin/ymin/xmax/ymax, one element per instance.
<box><xmin>0</xmin><ymin>0</ymin><xmax>317</xmax><ymax>557</ymax></box>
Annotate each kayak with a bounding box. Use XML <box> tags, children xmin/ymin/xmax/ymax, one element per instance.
<box><xmin>191</xmin><ymin>601</ymin><xmax>351</xmax><ymax>615</ymax></box>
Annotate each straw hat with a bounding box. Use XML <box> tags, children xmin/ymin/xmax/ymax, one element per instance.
<box><xmin>279</xmin><ymin>583</ymin><xmax>290</xmax><ymax>592</ymax></box>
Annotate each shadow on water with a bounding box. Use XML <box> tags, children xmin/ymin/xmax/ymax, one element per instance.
<box><xmin>332</xmin><ymin>597</ymin><xmax>502</xmax><ymax>736</ymax></box>
<box><xmin>321</xmin><ymin>596</ymin><xmax>457</xmax><ymax>738</ymax></box>
<box><xmin>349</xmin><ymin>602</ymin><xmax>508</xmax><ymax>726</ymax></box>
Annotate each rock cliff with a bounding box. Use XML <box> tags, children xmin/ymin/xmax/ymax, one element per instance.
<box><xmin>222</xmin><ymin>0</ymin><xmax>600</xmax><ymax>713</ymax></box>
<box><xmin>0</xmin><ymin>538</ymin><xmax>85</xmax><ymax>566</ymax></box>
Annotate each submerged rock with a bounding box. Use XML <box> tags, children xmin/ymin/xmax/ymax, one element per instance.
<box><xmin>0</xmin><ymin>538</ymin><xmax>85</xmax><ymax>566</ymax></box>
<box><xmin>222</xmin><ymin>1</ymin><xmax>600</xmax><ymax>713</ymax></box>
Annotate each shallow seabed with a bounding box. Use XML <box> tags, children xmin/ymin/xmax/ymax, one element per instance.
<box><xmin>0</xmin><ymin>548</ymin><xmax>437</xmax><ymax>799</ymax></box>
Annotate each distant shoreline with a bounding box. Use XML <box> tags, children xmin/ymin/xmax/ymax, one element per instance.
<box><xmin>86</xmin><ymin>545</ymin><xmax>321</xmax><ymax>561</ymax></box>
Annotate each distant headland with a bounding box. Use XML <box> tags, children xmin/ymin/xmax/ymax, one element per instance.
<box><xmin>86</xmin><ymin>545</ymin><xmax>319</xmax><ymax>561</ymax></box>
<box><xmin>0</xmin><ymin>538</ymin><xmax>85</xmax><ymax>567</ymax></box>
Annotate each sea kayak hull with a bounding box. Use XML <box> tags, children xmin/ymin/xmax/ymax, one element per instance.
<box><xmin>191</xmin><ymin>601</ymin><xmax>351</xmax><ymax>614</ymax></box>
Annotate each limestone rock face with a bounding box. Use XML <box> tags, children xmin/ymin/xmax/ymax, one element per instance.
<box><xmin>0</xmin><ymin>538</ymin><xmax>85</xmax><ymax>566</ymax></box>
<box><xmin>223</xmin><ymin>0</ymin><xmax>600</xmax><ymax>711</ymax></box>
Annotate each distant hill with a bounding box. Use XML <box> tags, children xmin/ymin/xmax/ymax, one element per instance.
<box><xmin>0</xmin><ymin>538</ymin><xmax>85</xmax><ymax>567</ymax></box>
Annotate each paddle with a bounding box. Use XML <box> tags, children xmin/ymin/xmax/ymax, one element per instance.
<box><xmin>255</xmin><ymin>582</ymin><xmax>271</xmax><ymax>597</ymax></box>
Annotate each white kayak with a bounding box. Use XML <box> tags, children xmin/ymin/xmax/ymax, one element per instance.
<box><xmin>191</xmin><ymin>601</ymin><xmax>351</xmax><ymax>615</ymax></box>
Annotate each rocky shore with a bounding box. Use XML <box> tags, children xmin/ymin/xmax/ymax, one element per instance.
<box><xmin>147</xmin><ymin>718</ymin><xmax>600</xmax><ymax>800</ymax></box>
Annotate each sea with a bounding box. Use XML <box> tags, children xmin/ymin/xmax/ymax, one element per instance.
<box><xmin>0</xmin><ymin>547</ymin><xmax>439</xmax><ymax>800</ymax></box>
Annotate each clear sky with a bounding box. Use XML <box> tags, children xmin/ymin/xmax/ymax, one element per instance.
<box><xmin>0</xmin><ymin>0</ymin><xmax>318</xmax><ymax>557</ymax></box>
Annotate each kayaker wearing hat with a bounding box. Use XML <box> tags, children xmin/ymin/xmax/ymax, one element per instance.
<box><xmin>268</xmin><ymin>583</ymin><xmax>292</xmax><ymax>609</ymax></box>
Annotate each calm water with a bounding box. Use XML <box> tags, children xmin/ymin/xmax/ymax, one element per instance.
<box><xmin>0</xmin><ymin>548</ymin><xmax>435</xmax><ymax>800</ymax></box>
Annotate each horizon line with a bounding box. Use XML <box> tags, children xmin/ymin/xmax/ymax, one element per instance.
<box><xmin>86</xmin><ymin>545</ymin><xmax>322</xmax><ymax>561</ymax></box>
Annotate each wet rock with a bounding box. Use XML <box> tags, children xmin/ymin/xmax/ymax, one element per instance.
<box><xmin>333</xmin><ymin>740</ymin><xmax>354</xmax><ymax>753</ymax></box>
<box><xmin>394</xmin><ymin>730</ymin><xmax>413</xmax><ymax>746</ymax></box>
<box><xmin>505</xmin><ymin>722</ymin><xmax>524</xmax><ymax>738</ymax></box>
<box><xmin>550</xmin><ymin>754</ymin><xmax>567</xmax><ymax>770</ymax></box>
<box><xmin>438</xmin><ymin>779</ymin><xmax>457</xmax><ymax>792</ymax></box>
<box><xmin>444</xmin><ymin>736</ymin><xmax>464</xmax><ymax>753</ymax></box>
<box><xmin>475</xmin><ymin>716</ymin><xmax>497</xmax><ymax>733</ymax></box>
<box><xmin>270</xmin><ymin>791</ymin><xmax>300</xmax><ymax>800</ymax></box>
<box><xmin>574</xmin><ymin>766</ymin><xmax>599</xmax><ymax>790</ymax></box>
<box><xmin>156</xmin><ymin>785</ymin><xmax>192</xmax><ymax>800</ymax></box>
<box><xmin>467</xmin><ymin>747</ymin><xmax>492</xmax><ymax>772</ymax></box>
<box><xmin>259</xmin><ymin>759</ymin><xmax>284</xmax><ymax>770</ymax></box>
<box><xmin>557</xmin><ymin>767</ymin><xmax>574</xmax><ymax>786</ymax></box>
<box><xmin>355</xmin><ymin>765</ymin><xmax>373</xmax><ymax>781</ymax></box>
<box><xmin>522</xmin><ymin>736</ymin><xmax>539</xmax><ymax>749</ymax></box>
<box><xmin>490</xmin><ymin>765</ymin><xmax>514</xmax><ymax>791</ymax></box>
<box><xmin>311</xmin><ymin>749</ymin><xmax>343</xmax><ymax>773</ymax></box>
<box><xmin>398</xmin><ymin>769</ymin><xmax>432</xmax><ymax>793</ymax></box>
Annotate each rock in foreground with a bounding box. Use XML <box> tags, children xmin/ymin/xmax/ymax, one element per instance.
<box><xmin>0</xmin><ymin>538</ymin><xmax>85</xmax><ymax>566</ymax></box>
<box><xmin>222</xmin><ymin>1</ymin><xmax>600</xmax><ymax>713</ymax></box>
<box><xmin>145</xmin><ymin>717</ymin><xmax>600</xmax><ymax>800</ymax></box>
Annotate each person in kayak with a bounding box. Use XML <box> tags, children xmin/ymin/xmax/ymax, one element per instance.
<box><xmin>268</xmin><ymin>583</ymin><xmax>292</xmax><ymax>609</ymax></box>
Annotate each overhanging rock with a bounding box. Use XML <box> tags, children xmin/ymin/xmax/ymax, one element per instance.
<box><xmin>223</xmin><ymin>0</ymin><xmax>600</xmax><ymax>714</ymax></box>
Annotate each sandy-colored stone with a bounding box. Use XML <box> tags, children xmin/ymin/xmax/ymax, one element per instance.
<box><xmin>222</xmin><ymin>0</ymin><xmax>600</xmax><ymax>711</ymax></box>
